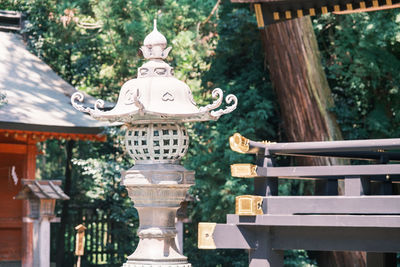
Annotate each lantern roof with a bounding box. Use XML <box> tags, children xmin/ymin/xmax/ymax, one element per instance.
<box><xmin>0</xmin><ymin>32</ymin><xmax>110</xmax><ymax>138</ymax></box>
<box><xmin>15</xmin><ymin>180</ymin><xmax>70</xmax><ymax>200</ymax></box>
<box><xmin>72</xmin><ymin>22</ymin><xmax>238</xmax><ymax>124</ymax></box>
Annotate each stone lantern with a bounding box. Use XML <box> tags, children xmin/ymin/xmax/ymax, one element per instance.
<box><xmin>71</xmin><ymin>21</ymin><xmax>237</xmax><ymax>267</ymax></box>
<box><xmin>15</xmin><ymin>180</ymin><xmax>69</xmax><ymax>267</ymax></box>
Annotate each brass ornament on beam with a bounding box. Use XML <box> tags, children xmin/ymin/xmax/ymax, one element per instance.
<box><xmin>229</xmin><ymin>133</ymin><xmax>249</xmax><ymax>154</ymax></box>
<box><xmin>231</xmin><ymin>164</ymin><xmax>258</xmax><ymax>178</ymax></box>
<box><xmin>197</xmin><ymin>223</ymin><xmax>217</xmax><ymax>249</ymax></box>
<box><xmin>235</xmin><ymin>195</ymin><xmax>264</xmax><ymax>216</ymax></box>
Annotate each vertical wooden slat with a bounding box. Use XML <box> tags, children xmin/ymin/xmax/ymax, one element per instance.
<box><xmin>102</xmin><ymin>213</ymin><xmax>106</xmax><ymax>262</ymax></box>
<box><xmin>94</xmin><ymin>211</ymin><xmax>98</xmax><ymax>264</ymax></box>
<box><xmin>334</xmin><ymin>5</ymin><xmax>340</xmax><ymax>12</ymax></box>
<box><xmin>297</xmin><ymin>10</ymin><xmax>303</xmax><ymax>18</ymax></box>
<box><xmin>87</xmin><ymin>211</ymin><xmax>92</xmax><ymax>263</ymax></box>
<box><xmin>254</xmin><ymin>3</ymin><xmax>265</xmax><ymax>28</ymax></box>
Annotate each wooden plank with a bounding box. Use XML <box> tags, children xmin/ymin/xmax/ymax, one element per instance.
<box><xmin>257</xmin><ymin>164</ymin><xmax>400</xmax><ymax>178</ymax></box>
<box><xmin>227</xmin><ymin>214</ymin><xmax>400</xmax><ymax>228</ymax></box>
<box><xmin>206</xmin><ymin>220</ymin><xmax>400</xmax><ymax>252</ymax></box>
<box><xmin>272</xmin><ymin>226</ymin><xmax>400</xmax><ymax>252</ymax></box>
<box><xmin>230</xmin><ymin>133</ymin><xmax>400</xmax><ymax>159</ymax></box>
<box><xmin>258</xmin><ymin>195</ymin><xmax>400</xmax><ymax>215</ymax></box>
<box><xmin>0</xmin><ymin>143</ymin><xmax>26</xmax><ymax>154</ymax></box>
<box><xmin>0</xmin><ymin>218</ymin><xmax>23</xmax><ymax>228</ymax></box>
<box><xmin>0</xmin><ymin>229</ymin><xmax>22</xmax><ymax>261</ymax></box>
<box><xmin>198</xmin><ymin>223</ymin><xmax>255</xmax><ymax>249</ymax></box>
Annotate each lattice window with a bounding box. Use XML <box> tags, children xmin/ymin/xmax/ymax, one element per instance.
<box><xmin>125</xmin><ymin>123</ymin><xmax>189</xmax><ymax>163</ymax></box>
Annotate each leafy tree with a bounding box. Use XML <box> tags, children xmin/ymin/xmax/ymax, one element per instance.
<box><xmin>2</xmin><ymin>0</ymin><xmax>399</xmax><ymax>266</ymax></box>
<box><xmin>315</xmin><ymin>10</ymin><xmax>400</xmax><ymax>140</ymax></box>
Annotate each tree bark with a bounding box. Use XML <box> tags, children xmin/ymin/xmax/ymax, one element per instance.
<box><xmin>261</xmin><ymin>16</ymin><xmax>365</xmax><ymax>267</ymax></box>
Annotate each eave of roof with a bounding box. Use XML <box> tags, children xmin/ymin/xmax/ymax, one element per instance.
<box><xmin>15</xmin><ymin>179</ymin><xmax>70</xmax><ymax>200</ymax></box>
<box><xmin>231</xmin><ymin>0</ymin><xmax>400</xmax><ymax>25</ymax></box>
<box><xmin>0</xmin><ymin>32</ymin><xmax>112</xmax><ymax>137</ymax></box>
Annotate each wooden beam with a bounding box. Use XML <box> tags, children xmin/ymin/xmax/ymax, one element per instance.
<box><xmin>0</xmin><ymin>143</ymin><xmax>27</xmax><ymax>154</ymax></box>
<box><xmin>272</xmin><ymin>226</ymin><xmax>400</xmax><ymax>252</ymax></box>
<box><xmin>227</xmin><ymin>214</ymin><xmax>400</xmax><ymax>228</ymax></box>
<box><xmin>206</xmin><ymin>219</ymin><xmax>400</xmax><ymax>252</ymax></box>
<box><xmin>198</xmin><ymin>223</ymin><xmax>255</xmax><ymax>250</ymax></box>
<box><xmin>334</xmin><ymin>3</ymin><xmax>400</xmax><ymax>14</ymax></box>
<box><xmin>257</xmin><ymin>195</ymin><xmax>400</xmax><ymax>215</ymax></box>
<box><xmin>255</xmin><ymin>164</ymin><xmax>400</xmax><ymax>178</ymax></box>
<box><xmin>0</xmin><ymin>129</ymin><xmax>106</xmax><ymax>142</ymax></box>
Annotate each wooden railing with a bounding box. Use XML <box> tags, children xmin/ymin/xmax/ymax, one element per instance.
<box><xmin>199</xmin><ymin>133</ymin><xmax>400</xmax><ymax>267</ymax></box>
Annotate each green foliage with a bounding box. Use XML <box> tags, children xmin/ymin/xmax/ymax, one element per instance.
<box><xmin>182</xmin><ymin>2</ymin><xmax>277</xmax><ymax>266</ymax></box>
<box><xmin>4</xmin><ymin>0</ymin><xmax>400</xmax><ymax>265</ymax></box>
<box><xmin>284</xmin><ymin>250</ymin><xmax>317</xmax><ymax>267</ymax></box>
<box><xmin>314</xmin><ymin>10</ymin><xmax>400</xmax><ymax>139</ymax></box>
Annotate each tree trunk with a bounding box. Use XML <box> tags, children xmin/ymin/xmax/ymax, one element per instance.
<box><xmin>261</xmin><ymin>16</ymin><xmax>365</xmax><ymax>267</ymax></box>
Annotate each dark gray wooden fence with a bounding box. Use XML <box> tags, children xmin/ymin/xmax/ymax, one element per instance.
<box><xmin>51</xmin><ymin>205</ymin><xmax>131</xmax><ymax>267</ymax></box>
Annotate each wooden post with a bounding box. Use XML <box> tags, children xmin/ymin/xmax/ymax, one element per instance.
<box><xmin>75</xmin><ymin>224</ymin><xmax>86</xmax><ymax>267</ymax></box>
<box><xmin>22</xmin><ymin>139</ymin><xmax>37</xmax><ymax>267</ymax></box>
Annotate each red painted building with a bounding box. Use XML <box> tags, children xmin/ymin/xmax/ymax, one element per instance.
<box><xmin>0</xmin><ymin>30</ymin><xmax>106</xmax><ymax>267</ymax></box>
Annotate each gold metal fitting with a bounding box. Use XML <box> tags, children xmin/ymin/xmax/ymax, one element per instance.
<box><xmin>261</xmin><ymin>140</ymin><xmax>276</xmax><ymax>145</ymax></box>
<box><xmin>198</xmin><ymin>223</ymin><xmax>216</xmax><ymax>249</ymax></box>
<box><xmin>231</xmin><ymin>164</ymin><xmax>258</xmax><ymax>178</ymax></box>
<box><xmin>229</xmin><ymin>133</ymin><xmax>249</xmax><ymax>154</ymax></box>
<box><xmin>254</xmin><ymin>4</ymin><xmax>265</xmax><ymax>28</ymax></box>
<box><xmin>235</xmin><ymin>195</ymin><xmax>263</xmax><ymax>216</ymax></box>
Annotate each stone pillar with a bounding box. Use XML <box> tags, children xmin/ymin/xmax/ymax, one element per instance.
<box><xmin>32</xmin><ymin>216</ymin><xmax>51</xmax><ymax>267</ymax></box>
<box><xmin>122</xmin><ymin>164</ymin><xmax>193</xmax><ymax>267</ymax></box>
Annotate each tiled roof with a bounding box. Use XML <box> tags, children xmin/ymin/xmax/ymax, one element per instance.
<box><xmin>15</xmin><ymin>180</ymin><xmax>70</xmax><ymax>200</ymax></box>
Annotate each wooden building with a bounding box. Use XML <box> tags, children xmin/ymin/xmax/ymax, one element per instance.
<box><xmin>0</xmin><ymin>30</ymin><xmax>107</xmax><ymax>267</ymax></box>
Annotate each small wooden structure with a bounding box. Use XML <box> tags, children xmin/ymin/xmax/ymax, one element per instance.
<box><xmin>199</xmin><ymin>133</ymin><xmax>400</xmax><ymax>266</ymax></box>
<box><xmin>0</xmin><ymin>29</ymin><xmax>107</xmax><ymax>267</ymax></box>
<box><xmin>15</xmin><ymin>180</ymin><xmax>69</xmax><ymax>267</ymax></box>
<box><xmin>74</xmin><ymin>224</ymin><xmax>87</xmax><ymax>267</ymax></box>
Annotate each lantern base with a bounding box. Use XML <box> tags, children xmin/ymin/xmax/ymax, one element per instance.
<box><xmin>123</xmin><ymin>237</ymin><xmax>191</xmax><ymax>267</ymax></box>
<box><xmin>122</xmin><ymin>163</ymin><xmax>194</xmax><ymax>267</ymax></box>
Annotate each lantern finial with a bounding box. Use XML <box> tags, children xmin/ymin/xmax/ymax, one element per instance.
<box><xmin>141</xmin><ymin>20</ymin><xmax>171</xmax><ymax>60</ymax></box>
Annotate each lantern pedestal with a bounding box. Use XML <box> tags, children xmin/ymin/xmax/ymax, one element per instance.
<box><xmin>122</xmin><ymin>164</ymin><xmax>194</xmax><ymax>267</ymax></box>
